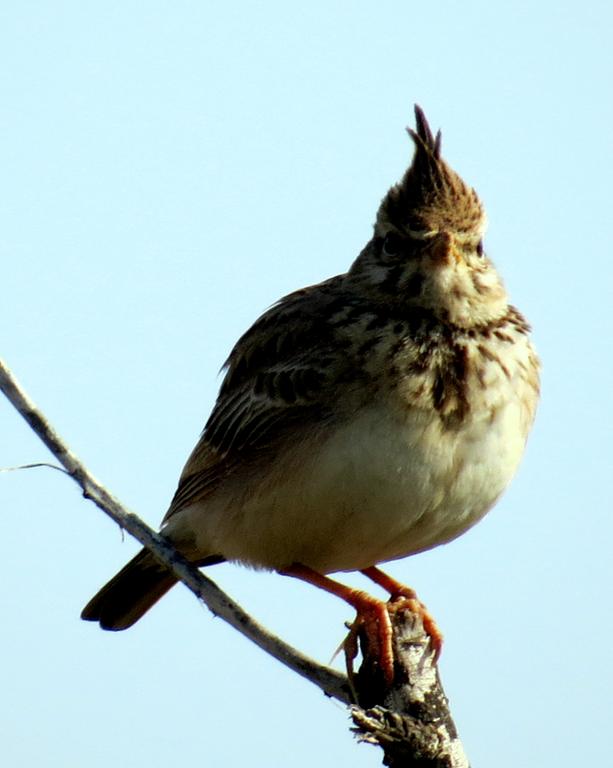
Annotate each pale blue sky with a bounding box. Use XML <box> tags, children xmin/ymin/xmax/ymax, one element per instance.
<box><xmin>1</xmin><ymin>3</ymin><xmax>611</xmax><ymax>767</ymax></box>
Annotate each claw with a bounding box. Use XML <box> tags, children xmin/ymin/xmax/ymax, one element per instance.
<box><xmin>281</xmin><ymin>562</ymin><xmax>442</xmax><ymax>686</ymax></box>
<box><xmin>362</xmin><ymin>565</ymin><xmax>444</xmax><ymax>660</ymax></box>
<box><xmin>347</xmin><ymin>595</ymin><xmax>396</xmax><ymax>685</ymax></box>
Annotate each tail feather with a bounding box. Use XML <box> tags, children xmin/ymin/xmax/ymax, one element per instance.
<box><xmin>81</xmin><ymin>548</ymin><xmax>178</xmax><ymax>631</ymax></box>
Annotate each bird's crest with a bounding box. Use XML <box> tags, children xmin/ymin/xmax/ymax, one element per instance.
<box><xmin>377</xmin><ymin>105</ymin><xmax>484</xmax><ymax>235</ymax></box>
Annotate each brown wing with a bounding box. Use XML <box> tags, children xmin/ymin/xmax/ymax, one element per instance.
<box><xmin>163</xmin><ymin>276</ymin><xmax>359</xmax><ymax>521</ymax></box>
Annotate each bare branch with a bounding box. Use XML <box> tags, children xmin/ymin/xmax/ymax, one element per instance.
<box><xmin>0</xmin><ymin>358</ymin><xmax>350</xmax><ymax>704</ymax></box>
<box><xmin>352</xmin><ymin>608</ymin><xmax>470</xmax><ymax>767</ymax></box>
<box><xmin>1</xmin><ymin>357</ymin><xmax>470</xmax><ymax>764</ymax></box>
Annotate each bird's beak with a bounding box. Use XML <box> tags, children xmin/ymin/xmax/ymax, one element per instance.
<box><xmin>430</xmin><ymin>232</ymin><xmax>462</xmax><ymax>266</ymax></box>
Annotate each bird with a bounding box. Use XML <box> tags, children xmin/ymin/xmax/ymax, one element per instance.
<box><xmin>82</xmin><ymin>105</ymin><xmax>540</xmax><ymax>681</ymax></box>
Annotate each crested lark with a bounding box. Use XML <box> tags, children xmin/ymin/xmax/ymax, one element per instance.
<box><xmin>83</xmin><ymin>106</ymin><xmax>540</xmax><ymax>678</ymax></box>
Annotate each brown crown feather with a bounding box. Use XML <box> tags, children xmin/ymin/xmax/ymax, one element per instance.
<box><xmin>377</xmin><ymin>105</ymin><xmax>484</xmax><ymax>234</ymax></box>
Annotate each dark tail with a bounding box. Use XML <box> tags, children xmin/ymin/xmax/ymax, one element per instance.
<box><xmin>81</xmin><ymin>548</ymin><xmax>179</xmax><ymax>631</ymax></box>
<box><xmin>82</xmin><ymin>548</ymin><xmax>226</xmax><ymax>631</ymax></box>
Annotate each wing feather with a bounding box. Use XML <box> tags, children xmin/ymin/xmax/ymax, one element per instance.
<box><xmin>164</xmin><ymin>277</ymin><xmax>355</xmax><ymax>520</ymax></box>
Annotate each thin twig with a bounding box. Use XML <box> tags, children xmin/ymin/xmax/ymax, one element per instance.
<box><xmin>0</xmin><ymin>358</ymin><xmax>351</xmax><ymax>704</ymax></box>
<box><xmin>0</xmin><ymin>462</ymin><xmax>69</xmax><ymax>474</ymax></box>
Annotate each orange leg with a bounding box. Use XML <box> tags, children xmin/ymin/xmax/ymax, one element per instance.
<box><xmin>280</xmin><ymin>563</ymin><xmax>396</xmax><ymax>684</ymax></box>
<box><xmin>361</xmin><ymin>565</ymin><xmax>444</xmax><ymax>659</ymax></box>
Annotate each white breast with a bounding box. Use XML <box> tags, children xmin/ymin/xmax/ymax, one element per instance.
<box><xmin>175</xmin><ymin>336</ymin><xmax>538</xmax><ymax>574</ymax></box>
<box><xmin>187</xmin><ymin>404</ymin><xmax>526</xmax><ymax>574</ymax></box>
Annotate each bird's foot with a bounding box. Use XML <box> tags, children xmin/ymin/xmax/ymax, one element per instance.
<box><xmin>361</xmin><ymin>566</ymin><xmax>444</xmax><ymax>661</ymax></box>
<box><xmin>280</xmin><ymin>562</ymin><xmax>442</xmax><ymax>687</ymax></box>
<box><xmin>343</xmin><ymin>590</ymin><xmax>396</xmax><ymax>686</ymax></box>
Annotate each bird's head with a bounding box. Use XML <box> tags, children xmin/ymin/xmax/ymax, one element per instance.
<box><xmin>349</xmin><ymin>106</ymin><xmax>507</xmax><ymax>328</ymax></box>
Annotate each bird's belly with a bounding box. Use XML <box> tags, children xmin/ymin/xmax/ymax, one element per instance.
<box><xmin>189</xmin><ymin>400</ymin><xmax>528</xmax><ymax>573</ymax></box>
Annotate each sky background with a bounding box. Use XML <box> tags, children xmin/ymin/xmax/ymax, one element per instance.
<box><xmin>1</xmin><ymin>2</ymin><xmax>611</xmax><ymax>767</ymax></box>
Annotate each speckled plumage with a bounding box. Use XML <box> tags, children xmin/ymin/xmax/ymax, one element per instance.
<box><xmin>82</xmin><ymin>106</ymin><xmax>540</xmax><ymax>631</ymax></box>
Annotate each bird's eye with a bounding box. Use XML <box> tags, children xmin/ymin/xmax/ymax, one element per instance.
<box><xmin>383</xmin><ymin>232</ymin><xmax>402</xmax><ymax>256</ymax></box>
<box><xmin>476</xmin><ymin>239</ymin><xmax>484</xmax><ymax>257</ymax></box>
